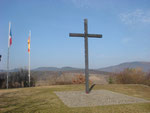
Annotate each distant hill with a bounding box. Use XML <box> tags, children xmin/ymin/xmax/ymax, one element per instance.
<box><xmin>0</xmin><ymin>70</ymin><xmax>5</xmax><ymax>72</ymax></box>
<box><xmin>33</xmin><ymin>66</ymin><xmax>81</xmax><ymax>71</ymax></box>
<box><xmin>1</xmin><ymin>61</ymin><xmax>150</xmax><ymax>73</ymax></box>
<box><xmin>33</xmin><ymin>67</ymin><xmax>59</xmax><ymax>71</ymax></box>
<box><xmin>98</xmin><ymin>61</ymin><xmax>150</xmax><ymax>73</ymax></box>
<box><xmin>60</xmin><ymin>67</ymin><xmax>81</xmax><ymax>71</ymax></box>
<box><xmin>0</xmin><ymin>67</ymin><xmax>109</xmax><ymax>75</ymax></box>
<box><xmin>0</xmin><ymin>68</ymin><xmax>20</xmax><ymax>73</ymax></box>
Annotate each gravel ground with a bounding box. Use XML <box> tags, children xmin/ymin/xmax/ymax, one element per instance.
<box><xmin>55</xmin><ymin>90</ymin><xmax>150</xmax><ymax>107</ymax></box>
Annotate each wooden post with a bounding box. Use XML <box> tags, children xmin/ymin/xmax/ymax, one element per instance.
<box><xmin>69</xmin><ymin>19</ymin><xmax>102</xmax><ymax>94</ymax></box>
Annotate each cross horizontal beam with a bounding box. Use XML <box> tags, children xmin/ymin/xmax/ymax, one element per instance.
<box><xmin>69</xmin><ymin>33</ymin><xmax>84</xmax><ymax>37</ymax></box>
<box><xmin>69</xmin><ymin>33</ymin><xmax>102</xmax><ymax>38</ymax></box>
<box><xmin>88</xmin><ymin>34</ymin><xmax>102</xmax><ymax>38</ymax></box>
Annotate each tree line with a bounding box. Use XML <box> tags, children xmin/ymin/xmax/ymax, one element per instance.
<box><xmin>0</xmin><ymin>69</ymin><xmax>35</xmax><ymax>89</ymax></box>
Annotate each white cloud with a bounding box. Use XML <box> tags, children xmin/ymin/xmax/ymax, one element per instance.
<box><xmin>120</xmin><ymin>9</ymin><xmax>150</xmax><ymax>25</ymax></box>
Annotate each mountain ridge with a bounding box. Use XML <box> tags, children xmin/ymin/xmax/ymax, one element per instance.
<box><xmin>1</xmin><ymin>61</ymin><xmax>150</xmax><ymax>73</ymax></box>
<box><xmin>98</xmin><ymin>61</ymin><xmax>150</xmax><ymax>72</ymax></box>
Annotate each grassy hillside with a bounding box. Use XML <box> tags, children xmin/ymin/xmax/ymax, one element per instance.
<box><xmin>0</xmin><ymin>84</ymin><xmax>150</xmax><ymax>113</ymax></box>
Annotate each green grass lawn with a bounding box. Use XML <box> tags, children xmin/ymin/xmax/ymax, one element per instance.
<box><xmin>0</xmin><ymin>84</ymin><xmax>150</xmax><ymax>113</ymax></box>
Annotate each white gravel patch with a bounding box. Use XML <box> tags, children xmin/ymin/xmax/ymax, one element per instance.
<box><xmin>55</xmin><ymin>90</ymin><xmax>150</xmax><ymax>107</ymax></box>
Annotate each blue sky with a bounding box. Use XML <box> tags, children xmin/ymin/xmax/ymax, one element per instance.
<box><xmin>0</xmin><ymin>0</ymin><xmax>150</xmax><ymax>70</ymax></box>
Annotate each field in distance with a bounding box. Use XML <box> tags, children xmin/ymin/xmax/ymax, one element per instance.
<box><xmin>0</xmin><ymin>84</ymin><xmax>150</xmax><ymax>113</ymax></box>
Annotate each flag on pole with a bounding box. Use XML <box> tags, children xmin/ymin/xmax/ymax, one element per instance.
<box><xmin>7</xmin><ymin>21</ymin><xmax>12</xmax><ymax>89</ymax></box>
<box><xmin>28</xmin><ymin>31</ymin><xmax>31</xmax><ymax>87</ymax></box>
<box><xmin>8</xmin><ymin>25</ymin><xmax>12</xmax><ymax>48</ymax></box>
<box><xmin>28</xmin><ymin>35</ymin><xmax>30</xmax><ymax>53</ymax></box>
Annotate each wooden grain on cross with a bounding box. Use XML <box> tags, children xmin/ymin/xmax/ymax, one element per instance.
<box><xmin>69</xmin><ymin>19</ymin><xmax>102</xmax><ymax>94</ymax></box>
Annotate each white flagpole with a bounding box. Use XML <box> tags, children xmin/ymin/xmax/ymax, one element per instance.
<box><xmin>28</xmin><ymin>30</ymin><xmax>31</xmax><ymax>87</ymax></box>
<box><xmin>7</xmin><ymin>22</ymin><xmax>11</xmax><ymax>89</ymax></box>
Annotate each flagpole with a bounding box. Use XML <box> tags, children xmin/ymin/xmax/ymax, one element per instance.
<box><xmin>7</xmin><ymin>22</ymin><xmax>11</xmax><ymax>89</ymax></box>
<box><xmin>28</xmin><ymin>30</ymin><xmax>31</xmax><ymax>87</ymax></box>
<box><xmin>7</xmin><ymin>45</ymin><xmax>9</xmax><ymax>89</ymax></box>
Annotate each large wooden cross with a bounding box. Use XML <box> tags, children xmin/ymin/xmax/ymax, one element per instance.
<box><xmin>69</xmin><ymin>19</ymin><xmax>102</xmax><ymax>94</ymax></box>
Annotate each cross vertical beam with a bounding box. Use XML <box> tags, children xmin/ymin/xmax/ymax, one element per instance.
<box><xmin>84</xmin><ymin>19</ymin><xmax>89</xmax><ymax>93</ymax></box>
<box><xmin>69</xmin><ymin>19</ymin><xmax>102</xmax><ymax>94</ymax></box>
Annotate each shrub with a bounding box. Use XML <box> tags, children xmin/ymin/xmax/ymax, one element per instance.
<box><xmin>108</xmin><ymin>76</ymin><xmax>113</xmax><ymax>84</ymax></box>
<box><xmin>72</xmin><ymin>74</ymin><xmax>85</xmax><ymax>84</ymax></box>
<box><xmin>0</xmin><ymin>73</ymin><xmax>6</xmax><ymax>88</ymax></box>
<box><xmin>145</xmin><ymin>72</ymin><xmax>150</xmax><ymax>86</ymax></box>
<box><xmin>72</xmin><ymin>74</ymin><xmax>92</xmax><ymax>84</ymax></box>
<box><xmin>115</xmin><ymin>68</ymin><xmax>145</xmax><ymax>84</ymax></box>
